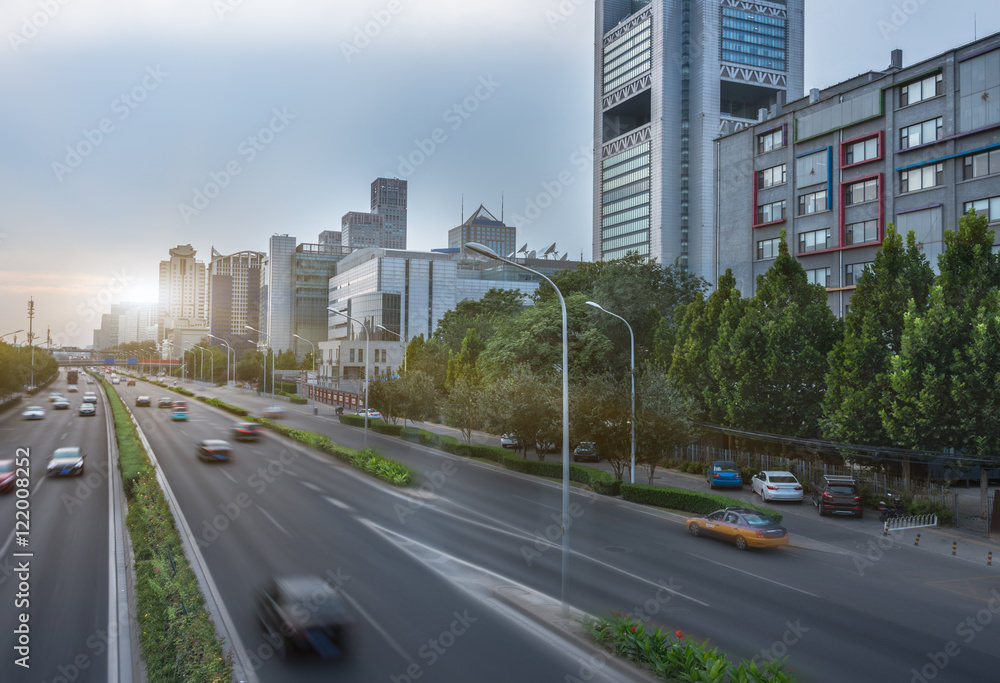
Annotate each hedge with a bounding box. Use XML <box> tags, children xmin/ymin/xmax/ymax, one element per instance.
<box><xmin>196</xmin><ymin>396</ymin><xmax>249</xmax><ymax>417</ymax></box>
<box><xmin>621</xmin><ymin>483</ymin><xmax>781</xmax><ymax>522</ymax></box>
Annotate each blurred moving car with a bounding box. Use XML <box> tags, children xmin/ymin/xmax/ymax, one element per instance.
<box><xmin>53</xmin><ymin>398</ymin><xmax>71</xmax><ymax>410</ymax></box>
<box><xmin>82</xmin><ymin>392</ymin><xmax>98</xmax><ymax>403</ymax></box>
<box><xmin>706</xmin><ymin>461</ymin><xmax>743</xmax><ymax>489</ymax></box>
<box><xmin>686</xmin><ymin>507</ymin><xmax>788</xmax><ymax>550</ymax></box>
<box><xmin>750</xmin><ymin>471</ymin><xmax>804</xmax><ymax>502</ymax></box>
<box><xmin>47</xmin><ymin>447</ymin><xmax>85</xmax><ymax>477</ymax></box>
<box><xmin>172</xmin><ymin>400</ymin><xmax>188</xmax><ymax>410</ymax></box>
<box><xmin>157</xmin><ymin>397</ymin><xmax>173</xmax><ymax>408</ymax></box>
<box><xmin>21</xmin><ymin>406</ymin><xmax>45</xmax><ymax>420</ymax></box>
<box><xmin>263</xmin><ymin>406</ymin><xmax>285</xmax><ymax>419</ymax></box>
<box><xmin>86</xmin><ymin>377</ymin><xmax>95</xmax><ymax>384</ymax></box>
<box><xmin>197</xmin><ymin>439</ymin><xmax>232</xmax><ymax>462</ymax></box>
<box><xmin>171</xmin><ymin>408</ymin><xmax>188</xmax><ymax>421</ymax></box>
<box><xmin>256</xmin><ymin>575</ymin><xmax>352</xmax><ymax>660</ymax></box>
<box><xmin>573</xmin><ymin>441</ymin><xmax>598</xmax><ymax>462</ymax></box>
<box><xmin>79</xmin><ymin>403</ymin><xmax>96</xmax><ymax>416</ymax></box>
<box><xmin>500</xmin><ymin>434</ymin><xmax>519</xmax><ymax>449</ymax></box>
<box><xmin>127</xmin><ymin>379</ymin><xmax>136</xmax><ymax>386</ymax></box>
<box><xmin>356</xmin><ymin>408</ymin><xmax>382</xmax><ymax>420</ymax></box>
<box><xmin>232</xmin><ymin>422</ymin><xmax>266</xmax><ymax>441</ymax></box>
<box><xmin>67</xmin><ymin>384</ymin><xmax>79</xmax><ymax>393</ymax></box>
<box><xmin>135</xmin><ymin>396</ymin><xmax>151</xmax><ymax>407</ymax></box>
<box><xmin>0</xmin><ymin>460</ymin><xmax>14</xmax><ymax>493</ymax></box>
<box><xmin>48</xmin><ymin>392</ymin><xmax>64</xmax><ymax>402</ymax></box>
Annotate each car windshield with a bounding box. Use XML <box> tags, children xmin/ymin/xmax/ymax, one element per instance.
<box><xmin>0</xmin><ymin>462</ymin><xmax>13</xmax><ymax>473</ymax></box>
<box><xmin>741</xmin><ymin>514</ymin><xmax>774</xmax><ymax>526</ymax></box>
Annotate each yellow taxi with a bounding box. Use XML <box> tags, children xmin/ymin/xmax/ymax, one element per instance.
<box><xmin>686</xmin><ymin>507</ymin><xmax>789</xmax><ymax>550</ymax></box>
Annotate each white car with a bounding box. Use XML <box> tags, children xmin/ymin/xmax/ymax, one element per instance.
<box><xmin>750</xmin><ymin>470</ymin><xmax>804</xmax><ymax>502</ymax></box>
<box><xmin>82</xmin><ymin>392</ymin><xmax>98</xmax><ymax>403</ymax></box>
<box><xmin>262</xmin><ymin>406</ymin><xmax>285</xmax><ymax>419</ymax></box>
<box><xmin>357</xmin><ymin>408</ymin><xmax>382</xmax><ymax>420</ymax></box>
<box><xmin>22</xmin><ymin>406</ymin><xmax>45</xmax><ymax>420</ymax></box>
<box><xmin>500</xmin><ymin>434</ymin><xmax>519</xmax><ymax>449</ymax></box>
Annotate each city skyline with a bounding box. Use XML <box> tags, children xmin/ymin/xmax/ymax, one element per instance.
<box><xmin>1</xmin><ymin>0</ymin><xmax>997</xmax><ymax>346</ymax></box>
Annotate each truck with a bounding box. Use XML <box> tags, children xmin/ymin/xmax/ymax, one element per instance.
<box><xmin>66</xmin><ymin>370</ymin><xmax>79</xmax><ymax>385</ymax></box>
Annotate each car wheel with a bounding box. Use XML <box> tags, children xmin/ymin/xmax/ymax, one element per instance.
<box><xmin>689</xmin><ymin>523</ymin><xmax>701</xmax><ymax>537</ymax></box>
<box><xmin>818</xmin><ymin>505</ymin><xmax>826</xmax><ymax>517</ymax></box>
<box><xmin>735</xmin><ymin>536</ymin><xmax>748</xmax><ymax>551</ymax></box>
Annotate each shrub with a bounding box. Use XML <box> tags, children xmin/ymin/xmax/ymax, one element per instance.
<box><xmin>621</xmin><ymin>483</ymin><xmax>781</xmax><ymax>522</ymax></box>
<box><xmin>197</xmin><ymin>396</ymin><xmax>248</xmax><ymax>417</ymax></box>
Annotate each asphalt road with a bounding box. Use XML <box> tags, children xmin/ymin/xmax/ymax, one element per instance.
<box><xmin>126</xmin><ymin>378</ymin><xmax>1000</xmax><ymax>682</ymax></box>
<box><xmin>0</xmin><ymin>380</ymin><xmax>112</xmax><ymax>683</ymax></box>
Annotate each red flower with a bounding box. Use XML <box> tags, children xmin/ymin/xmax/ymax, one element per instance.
<box><xmin>631</xmin><ymin>626</ymin><xmax>636</xmax><ymax>632</ymax></box>
<box><xmin>675</xmin><ymin>630</ymin><xmax>684</xmax><ymax>639</ymax></box>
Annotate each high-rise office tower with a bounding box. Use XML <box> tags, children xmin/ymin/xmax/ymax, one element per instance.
<box><xmin>264</xmin><ymin>234</ymin><xmax>297</xmax><ymax>353</ymax></box>
<box><xmin>594</xmin><ymin>0</ymin><xmax>803</xmax><ymax>277</ymax></box>
<box><xmin>158</xmin><ymin>244</ymin><xmax>208</xmax><ymax>340</ymax></box>
<box><xmin>209</xmin><ymin>248</ymin><xmax>265</xmax><ymax>357</ymax></box>
<box><xmin>371</xmin><ymin>177</ymin><xmax>407</xmax><ymax>249</ymax></box>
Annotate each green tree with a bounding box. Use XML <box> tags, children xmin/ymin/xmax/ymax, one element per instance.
<box><xmin>635</xmin><ymin>369</ymin><xmax>698</xmax><ymax>484</ymax></box>
<box><xmin>822</xmin><ymin>225</ymin><xmax>934</xmax><ymax>445</ymax></box>
<box><xmin>433</xmin><ymin>288</ymin><xmax>526</xmax><ymax>353</ymax></box>
<box><xmin>0</xmin><ymin>343</ymin><xmax>27</xmax><ymax>396</ymax></box>
<box><xmin>446</xmin><ymin>329</ymin><xmax>485</xmax><ymax>388</ymax></box>
<box><xmin>368</xmin><ymin>375</ymin><xmax>406</xmax><ymax>425</ymax></box>
<box><xmin>569</xmin><ymin>372</ymin><xmax>631</xmax><ymax>479</ymax></box>
<box><xmin>713</xmin><ymin>229</ymin><xmax>841</xmax><ymax>438</ymax></box>
<box><xmin>406</xmin><ymin>335</ymin><xmax>449</xmax><ymax>394</ymax></box>
<box><xmin>441</xmin><ymin>378</ymin><xmax>487</xmax><ymax>443</ymax></box>
<box><xmin>397</xmin><ymin>370</ymin><xmax>440</xmax><ymax>423</ymax></box>
<box><xmin>483</xmin><ymin>366</ymin><xmax>559</xmax><ymax>460</ymax></box>
<box><xmin>275</xmin><ymin>349</ymin><xmax>298</xmax><ymax>370</ymax></box>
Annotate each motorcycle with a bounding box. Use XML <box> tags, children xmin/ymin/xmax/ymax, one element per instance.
<box><xmin>878</xmin><ymin>492</ymin><xmax>908</xmax><ymax>522</ymax></box>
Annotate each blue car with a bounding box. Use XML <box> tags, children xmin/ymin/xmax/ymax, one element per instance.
<box><xmin>171</xmin><ymin>409</ymin><xmax>188</xmax><ymax>421</ymax></box>
<box><xmin>707</xmin><ymin>461</ymin><xmax>743</xmax><ymax>489</ymax></box>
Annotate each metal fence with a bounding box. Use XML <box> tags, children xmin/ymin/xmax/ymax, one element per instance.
<box><xmin>671</xmin><ymin>443</ymin><xmax>951</xmax><ymax>500</ymax></box>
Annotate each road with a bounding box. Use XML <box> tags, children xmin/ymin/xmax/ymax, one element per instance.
<box><xmin>0</xmin><ymin>379</ymin><xmax>117</xmax><ymax>683</ymax></box>
<box><xmin>125</xmin><ymin>379</ymin><xmax>1000</xmax><ymax>682</ymax></box>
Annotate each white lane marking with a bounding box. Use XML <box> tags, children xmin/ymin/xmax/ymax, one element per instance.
<box><xmin>323</xmin><ymin>496</ymin><xmax>352</xmax><ymax>511</ymax></box>
<box><xmin>513</xmin><ymin>494</ymin><xmax>560</xmax><ymax>513</ymax></box>
<box><xmin>255</xmin><ymin>505</ymin><xmax>291</xmax><ymax>537</ymax></box>
<box><xmin>220</xmin><ymin>469</ymin><xmax>238</xmax><ymax>484</ymax></box>
<box><xmin>61</xmin><ymin>431</ymin><xmax>68</xmax><ymax>440</ymax></box>
<box><xmin>687</xmin><ymin>552</ymin><xmax>821</xmax><ymax>598</ymax></box>
<box><xmin>300</xmin><ymin>481</ymin><xmax>324</xmax><ymax>493</ymax></box>
<box><xmin>337</xmin><ymin>590</ymin><xmax>416</xmax><ymax>667</ymax></box>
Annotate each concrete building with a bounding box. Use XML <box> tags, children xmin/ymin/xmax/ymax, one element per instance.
<box><xmin>341</xmin><ymin>211</ymin><xmax>384</xmax><ymax>251</ymax></box>
<box><xmin>157</xmin><ymin>244</ymin><xmax>208</xmax><ymax>340</ymax></box>
<box><xmin>209</xmin><ymin>248</ymin><xmax>265</xmax><ymax>358</ymax></box>
<box><xmin>594</xmin><ymin>0</ymin><xmax>804</xmax><ymax>276</ymax></box>
<box><xmin>448</xmin><ymin>205</ymin><xmax>516</xmax><ymax>259</ymax></box>
<box><xmin>715</xmin><ymin>32</ymin><xmax>1000</xmax><ymax>316</ymax></box>
<box><xmin>371</xmin><ymin>177</ymin><xmax>408</xmax><ymax>249</ymax></box>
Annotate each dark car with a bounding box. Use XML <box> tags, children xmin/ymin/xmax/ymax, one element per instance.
<box><xmin>47</xmin><ymin>447</ymin><xmax>85</xmax><ymax>477</ymax></box>
<box><xmin>53</xmin><ymin>398</ymin><xmax>71</xmax><ymax>410</ymax></box>
<box><xmin>0</xmin><ymin>460</ymin><xmax>14</xmax><ymax>493</ymax></box>
<box><xmin>255</xmin><ymin>575</ymin><xmax>352</xmax><ymax>660</ymax></box>
<box><xmin>686</xmin><ymin>507</ymin><xmax>789</xmax><ymax>550</ymax></box>
<box><xmin>706</xmin><ymin>461</ymin><xmax>743</xmax><ymax>489</ymax></box>
<box><xmin>232</xmin><ymin>422</ymin><xmax>265</xmax><ymax>441</ymax></box>
<box><xmin>127</xmin><ymin>379</ymin><xmax>136</xmax><ymax>386</ymax></box>
<box><xmin>573</xmin><ymin>441</ymin><xmax>598</xmax><ymax>462</ymax></box>
<box><xmin>812</xmin><ymin>474</ymin><xmax>863</xmax><ymax>517</ymax></box>
<box><xmin>135</xmin><ymin>396</ymin><xmax>151</xmax><ymax>407</ymax></box>
<box><xmin>157</xmin><ymin>397</ymin><xmax>173</xmax><ymax>408</ymax></box>
<box><xmin>197</xmin><ymin>439</ymin><xmax>232</xmax><ymax>462</ymax></box>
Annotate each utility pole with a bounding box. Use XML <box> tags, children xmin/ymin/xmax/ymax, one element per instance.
<box><xmin>27</xmin><ymin>298</ymin><xmax>36</xmax><ymax>389</ymax></box>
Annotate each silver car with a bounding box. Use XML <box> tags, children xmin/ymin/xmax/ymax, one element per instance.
<box><xmin>47</xmin><ymin>447</ymin><xmax>85</xmax><ymax>477</ymax></box>
<box><xmin>21</xmin><ymin>406</ymin><xmax>45</xmax><ymax>420</ymax></box>
<box><xmin>751</xmin><ymin>470</ymin><xmax>804</xmax><ymax>502</ymax></box>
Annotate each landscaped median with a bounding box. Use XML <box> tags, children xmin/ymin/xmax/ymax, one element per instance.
<box><xmin>99</xmin><ymin>376</ymin><xmax>233</xmax><ymax>683</ymax></box>
<box><xmin>585</xmin><ymin>612</ymin><xmax>795</xmax><ymax>682</ymax></box>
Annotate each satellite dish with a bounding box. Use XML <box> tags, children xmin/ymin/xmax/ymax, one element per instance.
<box><xmin>559</xmin><ymin>253</ymin><xmax>569</xmax><ymax>261</ymax></box>
<box><xmin>527</xmin><ymin>250</ymin><xmax>536</xmax><ymax>259</ymax></box>
<box><xmin>518</xmin><ymin>243</ymin><xmax>528</xmax><ymax>253</ymax></box>
<box><xmin>506</xmin><ymin>251</ymin><xmax>516</xmax><ymax>259</ymax></box>
<box><xmin>543</xmin><ymin>242</ymin><xmax>557</xmax><ymax>255</ymax></box>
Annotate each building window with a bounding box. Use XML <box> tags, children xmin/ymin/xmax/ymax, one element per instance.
<box><xmin>900</xmin><ymin>117</ymin><xmax>943</xmax><ymax>150</ymax></box>
<box><xmin>805</xmin><ymin>268</ymin><xmax>831</xmax><ymax>288</ymax></box>
<box><xmin>799</xmin><ymin>228</ymin><xmax>832</xmax><ymax>253</ymax></box>
<box><xmin>721</xmin><ymin>8</ymin><xmax>787</xmax><ymax>71</ymax></box>
<box><xmin>795</xmin><ymin>149</ymin><xmax>829</xmax><ymax>183</ymax></box>
<box><xmin>844</xmin><ymin>136</ymin><xmax>879</xmax><ymax>166</ymax></box>
<box><xmin>757</xmin><ymin>237</ymin><xmax>780</xmax><ymax>260</ymax></box>
<box><xmin>963</xmin><ymin>196</ymin><xmax>1000</xmax><ymax>222</ymax></box>
<box><xmin>381</xmin><ymin>349</ymin><xmax>387</xmax><ymax>363</ymax></box>
<box><xmin>963</xmin><ymin>149</ymin><xmax>1000</xmax><ymax>180</ymax></box>
<box><xmin>899</xmin><ymin>73</ymin><xmax>943</xmax><ymax>107</ymax></box>
<box><xmin>756</xmin><ymin>199</ymin><xmax>787</xmax><ymax>224</ymax></box>
<box><xmin>959</xmin><ymin>50</ymin><xmax>1000</xmax><ymax>132</ymax></box>
<box><xmin>845</xmin><ymin>178</ymin><xmax>879</xmax><ymax>206</ymax></box>
<box><xmin>900</xmin><ymin>163</ymin><xmax>944</xmax><ymax>193</ymax></box>
<box><xmin>798</xmin><ymin>189</ymin><xmax>828</xmax><ymax>215</ymax></box>
<box><xmin>846</xmin><ymin>220</ymin><xmax>879</xmax><ymax>245</ymax></box>
<box><xmin>845</xmin><ymin>262</ymin><xmax>874</xmax><ymax>286</ymax></box>
<box><xmin>349</xmin><ymin>348</ymin><xmax>355</xmax><ymax>363</ymax></box>
<box><xmin>757</xmin><ymin>163</ymin><xmax>786</xmax><ymax>189</ymax></box>
<box><xmin>358</xmin><ymin>348</ymin><xmax>364</xmax><ymax>363</ymax></box>
<box><xmin>757</xmin><ymin>128</ymin><xmax>785</xmax><ymax>154</ymax></box>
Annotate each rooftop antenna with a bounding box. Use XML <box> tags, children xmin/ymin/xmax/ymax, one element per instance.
<box><xmin>501</xmin><ymin>191</ymin><xmax>504</xmax><ymax>223</ymax></box>
<box><xmin>461</xmin><ymin>194</ymin><xmax>464</xmax><ymax>224</ymax></box>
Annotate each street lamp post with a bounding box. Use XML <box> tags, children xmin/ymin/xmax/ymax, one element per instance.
<box><xmin>586</xmin><ymin>301</ymin><xmax>636</xmax><ymax>485</ymax></box>
<box><xmin>292</xmin><ymin>334</ymin><xmax>318</xmax><ymax>415</ymax></box>
<box><xmin>465</xmin><ymin>242</ymin><xmax>571</xmax><ymax>614</ymax></box>
<box><xmin>245</xmin><ymin>326</ymin><xmax>274</xmax><ymax>406</ymax></box>
<box><xmin>326</xmin><ymin>308</ymin><xmax>371</xmax><ymax>448</ymax></box>
<box><xmin>375</xmin><ymin>324</ymin><xmax>406</xmax><ymax>427</ymax></box>
<box><xmin>207</xmin><ymin>335</ymin><xmax>233</xmax><ymax>388</ymax></box>
<box><xmin>0</xmin><ymin>329</ymin><xmax>24</xmax><ymax>342</ymax></box>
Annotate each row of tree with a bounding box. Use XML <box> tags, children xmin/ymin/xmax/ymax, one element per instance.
<box><xmin>0</xmin><ymin>342</ymin><xmax>59</xmax><ymax>397</ymax></box>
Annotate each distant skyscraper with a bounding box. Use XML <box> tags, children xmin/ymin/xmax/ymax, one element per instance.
<box><xmin>264</xmin><ymin>234</ymin><xmax>297</xmax><ymax>353</ymax></box>
<box><xmin>341</xmin><ymin>211</ymin><xmax>384</xmax><ymax>251</ymax></box>
<box><xmin>594</xmin><ymin>0</ymin><xmax>804</xmax><ymax>277</ymax></box>
<box><xmin>209</xmin><ymin>248</ymin><xmax>265</xmax><ymax>357</ymax></box>
<box><xmin>448</xmin><ymin>205</ymin><xmax>516</xmax><ymax>259</ymax></box>
<box><xmin>158</xmin><ymin>244</ymin><xmax>208</xmax><ymax>340</ymax></box>
<box><xmin>371</xmin><ymin>177</ymin><xmax>407</xmax><ymax>249</ymax></box>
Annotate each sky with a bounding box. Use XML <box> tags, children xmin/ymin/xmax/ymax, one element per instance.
<box><xmin>0</xmin><ymin>0</ymin><xmax>997</xmax><ymax>347</ymax></box>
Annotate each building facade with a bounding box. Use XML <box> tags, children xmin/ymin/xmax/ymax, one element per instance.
<box><xmin>291</xmin><ymin>242</ymin><xmax>349</xmax><ymax>361</ymax></box>
<box><xmin>371</xmin><ymin>177</ymin><xmax>408</xmax><ymax>249</ymax></box>
<box><xmin>263</xmin><ymin>234</ymin><xmax>296</xmax><ymax>353</ymax></box>
<box><xmin>157</xmin><ymin>244</ymin><xmax>208</xmax><ymax>340</ymax></box>
<box><xmin>448</xmin><ymin>204</ymin><xmax>516</xmax><ymax>259</ymax></box>
<box><xmin>209</xmin><ymin>248</ymin><xmax>265</xmax><ymax>357</ymax></box>
<box><xmin>341</xmin><ymin>211</ymin><xmax>384</xmax><ymax>251</ymax></box>
<box><xmin>594</xmin><ymin>0</ymin><xmax>804</xmax><ymax>276</ymax></box>
<box><xmin>715</xmin><ymin>33</ymin><xmax>1000</xmax><ymax>316</ymax></box>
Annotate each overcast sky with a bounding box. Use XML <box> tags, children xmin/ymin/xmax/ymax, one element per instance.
<box><xmin>1</xmin><ymin>0</ymin><xmax>997</xmax><ymax>347</ymax></box>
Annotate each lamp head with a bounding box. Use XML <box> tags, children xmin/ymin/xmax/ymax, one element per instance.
<box><xmin>465</xmin><ymin>242</ymin><xmax>500</xmax><ymax>259</ymax></box>
<box><xmin>585</xmin><ymin>301</ymin><xmax>606</xmax><ymax>312</ymax></box>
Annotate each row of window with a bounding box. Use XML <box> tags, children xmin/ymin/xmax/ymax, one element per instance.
<box><xmin>756</xmin><ymin>220</ymin><xmax>880</xmax><ymax>259</ymax></box>
<box><xmin>722</xmin><ymin>50</ymin><xmax>785</xmax><ymax>71</ymax></box>
<box><xmin>347</xmin><ymin>348</ymin><xmax>389</xmax><ymax>363</ymax></box>
<box><xmin>797</xmin><ymin>263</ymin><xmax>872</xmax><ymax>288</ymax></box>
<box><xmin>759</xmin><ymin>115</ymin><xmax>945</xmax><ymax>159</ymax></box>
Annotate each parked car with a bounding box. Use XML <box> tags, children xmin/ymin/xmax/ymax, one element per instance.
<box><xmin>197</xmin><ymin>439</ymin><xmax>232</xmax><ymax>462</ymax></box>
<box><xmin>79</xmin><ymin>403</ymin><xmax>96</xmax><ymax>416</ymax></box>
<box><xmin>0</xmin><ymin>460</ymin><xmax>15</xmax><ymax>493</ymax></box>
<box><xmin>263</xmin><ymin>406</ymin><xmax>285</xmax><ymax>419</ymax></box>
<box><xmin>53</xmin><ymin>398</ymin><xmax>71</xmax><ymax>410</ymax></box>
<box><xmin>157</xmin><ymin>397</ymin><xmax>173</xmax><ymax>408</ymax></box>
<box><xmin>255</xmin><ymin>575</ymin><xmax>353</xmax><ymax>660</ymax></box>
<box><xmin>535</xmin><ymin>439</ymin><xmax>561</xmax><ymax>454</ymax></box>
<box><xmin>686</xmin><ymin>507</ymin><xmax>788</xmax><ymax>550</ymax></box>
<box><xmin>750</xmin><ymin>471</ymin><xmax>804</xmax><ymax>502</ymax></box>
<box><xmin>135</xmin><ymin>396</ymin><xmax>151</xmax><ymax>407</ymax></box>
<box><xmin>500</xmin><ymin>434</ymin><xmax>519</xmax><ymax>449</ymax></box>
<box><xmin>232</xmin><ymin>422</ymin><xmax>266</xmax><ymax>441</ymax></box>
<box><xmin>356</xmin><ymin>408</ymin><xmax>382</xmax><ymax>420</ymax></box>
<box><xmin>706</xmin><ymin>461</ymin><xmax>743</xmax><ymax>489</ymax></box>
<box><xmin>811</xmin><ymin>474</ymin><xmax>863</xmax><ymax>517</ymax></box>
<box><xmin>573</xmin><ymin>441</ymin><xmax>599</xmax><ymax>463</ymax></box>
<box><xmin>47</xmin><ymin>447</ymin><xmax>85</xmax><ymax>477</ymax></box>
<box><xmin>21</xmin><ymin>406</ymin><xmax>45</xmax><ymax>420</ymax></box>
<box><xmin>82</xmin><ymin>392</ymin><xmax>98</xmax><ymax>403</ymax></box>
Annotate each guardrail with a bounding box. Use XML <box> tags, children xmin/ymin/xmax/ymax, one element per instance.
<box><xmin>882</xmin><ymin>514</ymin><xmax>938</xmax><ymax>534</ymax></box>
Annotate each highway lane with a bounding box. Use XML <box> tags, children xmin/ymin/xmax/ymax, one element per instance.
<box><xmin>126</xmin><ymin>380</ymin><xmax>1000</xmax><ymax>681</ymax></box>
<box><xmin>118</xmin><ymin>382</ymin><xmax>614</xmax><ymax>682</ymax></box>
<box><xmin>0</xmin><ymin>383</ymin><xmax>112</xmax><ymax>683</ymax></box>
